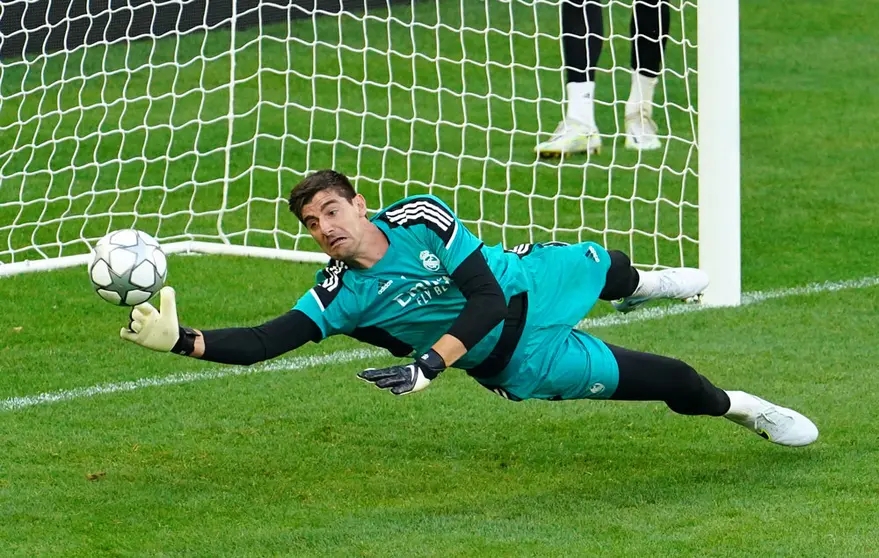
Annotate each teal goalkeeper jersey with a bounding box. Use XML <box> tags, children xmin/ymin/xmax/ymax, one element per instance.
<box><xmin>293</xmin><ymin>195</ymin><xmax>531</xmax><ymax>369</ymax></box>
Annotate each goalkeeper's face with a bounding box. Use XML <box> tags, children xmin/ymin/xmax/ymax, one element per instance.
<box><xmin>301</xmin><ymin>190</ymin><xmax>370</xmax><ymax>260</ymax></box>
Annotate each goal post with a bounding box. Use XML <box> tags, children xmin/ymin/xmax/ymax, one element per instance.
<box><xmin>0</xmin><ymin>0</ymin><xmax>741</xmax><ymax>306</ymax></box>
<box><xmin>697</xmin><ymin>0</ymin><xmax>741</xmax><ymax>306</ymax></box>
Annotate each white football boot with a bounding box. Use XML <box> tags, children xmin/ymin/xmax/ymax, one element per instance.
<box><xmin>724</xmin><ymin>391</ymin><xmax>819</xmax><ymax>447</ymax></box>
<box><xmin>624</xmin><ymin>110</ymin><xmax>662</xmax><ymax>151</ymax></box>
<box><xmin>612</xmin><ymin>268</ymin><xmax>709</xmax><ymax>313</ymax></box>
<box><xmin>535</xmin><ymin>119</ymin><xmax>602</xmax><ymax>157</ymax></box>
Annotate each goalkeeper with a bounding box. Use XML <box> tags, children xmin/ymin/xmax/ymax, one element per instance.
<box><xmin>122</xmin><ymin>170</ymin><xmax>818</xmax><ymax>447</ymax></box>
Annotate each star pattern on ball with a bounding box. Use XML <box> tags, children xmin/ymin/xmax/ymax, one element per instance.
<box><xmin>99</xmin><ymin>261</ymin><xmax>137</xmax><ymax>302</ymax></box>
<box><xmin>101</xmin><ymin>234</ymin><xmax>159</xmax><ymax>304</ymax></box>
<box><xmin>125</xmin><ymin>233</ymin><xmax>154</xmax><ymax>269</ymax></box>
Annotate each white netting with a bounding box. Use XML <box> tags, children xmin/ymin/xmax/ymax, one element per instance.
<box><xmin>0</xmin><ymin>0</ymin><xmax>699</xmax><ymax>272</ymax></box>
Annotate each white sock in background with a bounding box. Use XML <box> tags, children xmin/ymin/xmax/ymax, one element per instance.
<box><xmin>625</xmin><ymin>71</ymin><xmax>658</xmax><ymax>118</ymax></box>
<box><xmin>565</xmin><ymin>80</ymin><xmax>597</xmax><ymax>129</ymax></box>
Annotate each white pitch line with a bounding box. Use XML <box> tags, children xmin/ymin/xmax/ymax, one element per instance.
<box><xmin>3</xmin><ymin>275</ymin><xmax>878</xmax><ymax>413</ymax></box>
<box><xmin>578</xmin><ymin>275</ymin><xmax>879</xmax><ymax>330</ymax></box>
<box><xmin>0</xmin><ymin>348</ymin><xmax>384</xmax><ymax>412</ymax></box>
<box><xmin>578</xmin><ymin>300</ymin><xmax>709</xmax><ymax>330</ymax></box>
<box><xmin>742</xmin><ymin>275</ymin><xmax>879</xmax><ymax>304</ymax></box>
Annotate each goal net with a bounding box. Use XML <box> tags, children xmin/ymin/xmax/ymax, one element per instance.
<box><xmin>0</xmin><ymin>0</ymin><xmax>739</xmax><ymax>304</ymax></box>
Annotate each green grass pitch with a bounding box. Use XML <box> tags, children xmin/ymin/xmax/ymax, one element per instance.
<box><xmin>2</xmin><ymin>1</ymin><xmax>879</xmax><ymax>556</ymax></box>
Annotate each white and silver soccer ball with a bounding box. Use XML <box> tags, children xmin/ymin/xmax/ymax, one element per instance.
<box><xmin>89</xmin><ymin>229</ymin><xmax>168</xmax><ymax>306</ymax></box>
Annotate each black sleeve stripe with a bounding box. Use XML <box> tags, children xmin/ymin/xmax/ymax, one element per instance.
<box><xmin>311</xmin><ymin>259</ymin><xmax>347</xmax><ymax>311</ymax></box>
<box><xmin>379</xmin><ymin>199</ymin><xmax>458</xmax><ymax>247</ymax></box>
<box><xmin>384</xmin><ymin>199</ymin><xmax>455</xmax><ymax>228</ymax></box>
<box><xmin>506</xmin><ymin>243</ymin><xmax>535</xmax><ymax>257</ymax></box>
<box><xmin>385</xmin><ymin>206</ymin><xmax>453</xmax><ymax>232</ymax></box>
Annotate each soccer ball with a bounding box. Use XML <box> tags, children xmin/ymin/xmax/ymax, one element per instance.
<box><xmin>89</xmin><ymin>229</ymin><xmax>168</xmax><ymax>306</ymax></box>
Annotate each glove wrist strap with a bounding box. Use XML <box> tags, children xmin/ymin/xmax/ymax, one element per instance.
<box><xmin>417</xmin><ymin>348</ymin><xmax>446</xmax><ymax>380</ymax></box>
<box><xmin>171</xmin><ymin>327</ymin><xmax>198</xmax><ymax>356</ymax></box>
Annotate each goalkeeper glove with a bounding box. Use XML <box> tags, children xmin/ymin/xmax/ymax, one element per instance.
<box><xmin>120</xmin><ymin>286</ymin><xmax>197</xmax><ymax>355</ymax></box>
<box><xmin>358</xmin><ymin>349</ymin><xmax>446</xmax><ymax>395</ymax></box>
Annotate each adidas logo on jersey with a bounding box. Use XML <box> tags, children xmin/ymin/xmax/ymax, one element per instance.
<box><xmin>378</xmin><ymin>279</ymin><xmax>394</xmax><ymax>295</ymax></box>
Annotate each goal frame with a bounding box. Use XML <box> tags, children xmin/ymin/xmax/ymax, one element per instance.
<box><xmin>0</xmin><ymin>0</ymin><xmax>741</xmax><ymax>307</ymax></box>
<box><xmin>697</xmin><ymin>0</ymin><xmax>741</xmax><ymax>306</ymax></box>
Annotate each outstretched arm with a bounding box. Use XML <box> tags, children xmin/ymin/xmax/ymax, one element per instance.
<box><xmin>358</xmin><ymin>248</ymin><xmax>507</xmax><ymax>395</ymax></box>
<box><xmin>433</xmin><ymin>247</ymin><xmax>507</xmax><ymax>366</ymax></box>
<box><xmin>121</xmin><ymin>287</ymin><xmax>321</xmax><ymax>365</ymax></box>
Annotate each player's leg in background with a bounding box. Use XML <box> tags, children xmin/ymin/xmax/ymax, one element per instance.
<box><xmin>535</xmin><ymin>0</ymin><xmax>604</xmax><ymax>157</ymax></box>
<box><xmin>624</xmin><ymin>0</ymin><xmax>669</xmax><ymax>150</ymax></box>
<box><xmin>599</xmin><ymin>249</ymin><xmax>709</xmax><ymax>313</ymax></box>
<box><xmin>607</xmin><ymin>343</ymin><xmax>819</xmax><ymax>446</ymax></box>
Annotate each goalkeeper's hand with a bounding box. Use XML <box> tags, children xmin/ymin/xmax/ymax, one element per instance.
<box><xmin>120</xmin><ymin>286</ymin><xmax>180</xmax><ymax>352</ymax></box>
<box><xmin>357</xmin><ymin>349</ymin><xmax>446</xmax><ymax>396</ymax></box>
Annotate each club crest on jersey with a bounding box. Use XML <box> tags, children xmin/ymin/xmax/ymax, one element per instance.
<box><xmin>419</xmin><ymin>250</ymin><xmax>441</xmax><ymax>271</ymax></box>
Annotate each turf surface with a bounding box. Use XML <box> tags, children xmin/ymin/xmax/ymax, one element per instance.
<box><xmin>2</xmin><ymin>1</ymin><xmax>879</xmax><ymax>556</ymax></box>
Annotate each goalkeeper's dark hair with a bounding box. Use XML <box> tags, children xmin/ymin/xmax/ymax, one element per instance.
<box><xmin>288</xmin><ymin>170</ymin><xmax>357</xmax><ymax>223</ymax></box>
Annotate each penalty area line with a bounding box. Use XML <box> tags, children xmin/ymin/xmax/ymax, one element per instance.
<box><xmin>3</xmin><ymin>275</ymin><xmax>878</xmax><ymax>413</ymax></box>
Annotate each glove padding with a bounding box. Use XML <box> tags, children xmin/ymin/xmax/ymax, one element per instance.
<box><xmin>358</xmin><ymin>363</ymin><xmax>434</xmax><ymax>395</ymax></box>
<box><xmin>358</xmin><ymin>350</ymin><xmax>446</xmax><ymax>395</ymax></box>
<box><xmin>120</xmin><ymin>286</ymin><xmax>180</xmax><ymax>352</ymax></box>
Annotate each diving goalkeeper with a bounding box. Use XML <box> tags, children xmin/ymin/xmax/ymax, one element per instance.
<box><xmin>121</xmin><ymin>170</ymin><xmax>818</xmax><ymax>447</ymax></box>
